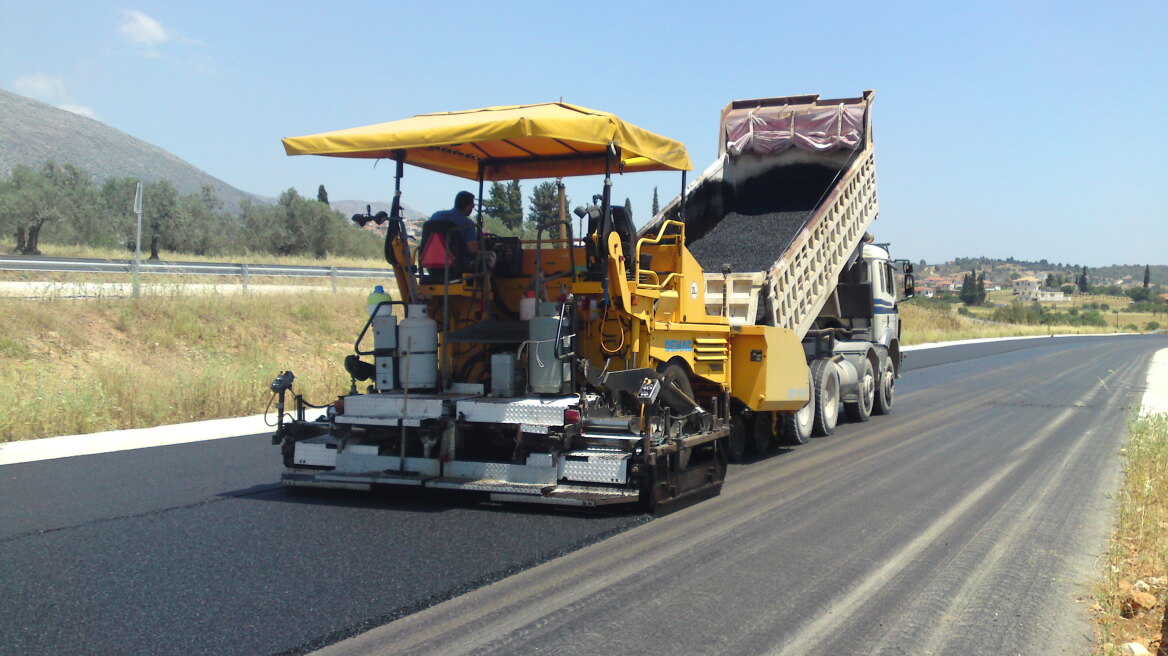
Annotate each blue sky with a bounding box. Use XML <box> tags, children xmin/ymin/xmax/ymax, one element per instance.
<box><xmin>2</xmin><ymin>0</ymin><xmax>1165</xmax><ymax>267</ymax></box>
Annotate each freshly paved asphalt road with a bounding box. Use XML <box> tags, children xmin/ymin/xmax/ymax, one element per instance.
<box><xmin>1</xmin><ymin>334</ymin><xmax>1164</xmax><ymax>655</ymax></box>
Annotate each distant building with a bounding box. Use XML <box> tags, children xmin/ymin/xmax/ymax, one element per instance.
<box><xmin>1012</xmin><ymin>276</ymin><xmax>1041</xmax><ymax>296</ymax></box>
<box><xmin>914</xmin><ymin>286</ymin><xmax>935</xmax><ymax>299</ymax></box>
<box><xmin>920</xmin><ymin>275</ymin><xmax>959</xmax><ymax>292</ymax></box>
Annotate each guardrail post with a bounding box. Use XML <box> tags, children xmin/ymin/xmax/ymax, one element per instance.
<box><xmin>241</xmin><ymin>263</ymin><xmax>249</xmax><ymax>292</ymax></box>
<box><xmin>330</xmin><ymin>267</ymin><xmax>338</xmax><ymax>292</ymax></box>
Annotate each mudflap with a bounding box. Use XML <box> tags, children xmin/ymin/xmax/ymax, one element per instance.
<box><xmin>643</xmin><ymin>444</ymin><xmax>728</xmax><ymax>516</ymax></box>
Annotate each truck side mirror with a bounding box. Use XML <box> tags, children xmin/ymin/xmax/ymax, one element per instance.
<box><xmin>896</xmin><ymin>260</ymin><xmax>915</xmax><ymax>299</ymax></box>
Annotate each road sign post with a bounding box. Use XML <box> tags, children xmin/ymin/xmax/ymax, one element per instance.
<box><xmin>133</xmin><ymin>182</ymin><xmax>143</xmax><ymax>298</ymax></box>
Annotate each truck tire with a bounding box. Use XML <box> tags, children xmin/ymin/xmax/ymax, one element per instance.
<box><xmin>873</xmin><ymin>358</ymin><xmax>895</xmax><ymax>416</ymax></box>
<box><xmin>749</xmin><ymin>412</ymin><xmax>773</xmax><ymax>455</ymax></box>
<box><xmin>727</xmin><ymin>414</ymin><xmax>748</xmax><ymax>462</ymax></box>
<box><xmin>845</xmin><ymin>357</ymin><xmax>875</xmax><ymax>422</ymax></box>
<box><xmin>782</xmin><ymin>374</ymin><xmax>815</xmax><ymax>446</ymax></box>
<box><xmin>810</xmin><ymin>359</ymin><xmax>839</xmax><ymax>436</ymax></box>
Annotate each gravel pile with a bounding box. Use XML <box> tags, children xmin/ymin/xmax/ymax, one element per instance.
<box><xmin>687</xmin><ymin>210</ymin><xmax>811</xmax><ymax>274</ymax></box>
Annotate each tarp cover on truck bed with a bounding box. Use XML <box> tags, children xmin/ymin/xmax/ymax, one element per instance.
<box><xmin>646</xmin><ymin>91</ymin><xmax>879</xmax><ymax>336</ymax></box>
<box><xmin>722</xmin><ymin>99</ymin><xmax>865</xmax><ymax>156</ymax></box>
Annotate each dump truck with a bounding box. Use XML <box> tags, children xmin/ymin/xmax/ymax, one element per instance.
<box><xmin>271</xmin><ymin>93</ymin><xmax>911</xmax><ymax>510</ymax></box>
<box><xmin>642</xmin><ymin>89</ymin><xmax>914</xmax><ymax>459</ymax></box>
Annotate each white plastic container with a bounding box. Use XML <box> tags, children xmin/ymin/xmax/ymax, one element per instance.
<box><xmin>528</xmin><ymin>302</ymin><xmax>563</xmax><ymax>394</ymax></box>
<box><xmin>398</xmin><ymin>304</ymin><xmax>438</xmax><ymax>390</ymax></box>
<box><xmin>519</xmin><ymin>292</ymin><xmax>537</xmax><ymax>321</ymax></box>
<box><xmin>491</xmin><ymin>353</ymin><xmax>518</xmax><ymax>397</ymax></box>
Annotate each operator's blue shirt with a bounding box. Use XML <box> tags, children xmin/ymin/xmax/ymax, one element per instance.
<box><xmin>427</xmin><ymin>208</ymin><xmax>478</xmax><ymax>248</ymax></box>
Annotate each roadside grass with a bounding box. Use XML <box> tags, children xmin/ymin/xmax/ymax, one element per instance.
<box><xmin>0</xmin><ymin>291</ymin><xmax>369</xmax><ymax>442</ymax></box>
<box><xmin>0</xmin><ymin>271</ymin><xmax>376</xmax><ymax>294</ymax></box>
<box><xmin>12</xmin><ymin>243</ymin><xmax>387</xmax><ymax>270</ymax></box>
<box><xmin>898</xmin><ymin>302</ymin><xmax>1111</xmax><ymax>345</ymax></box>
<box><xmin>1093</xmin><ymin>413</ymin><xmax>1168</xmax><ymax>655</ymax></box>
<box><xmin>955</xmin><ymin>293</ymin><xmax>1166</xmax><ymax>332</ymax></box>
<box><xmin>0</xmin><ymin>280</ymin><xmax>1148</xmax><ymax>441</ymax></box>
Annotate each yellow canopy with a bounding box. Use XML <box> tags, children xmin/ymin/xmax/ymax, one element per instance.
<box><xmin>282</xmin><ymin>102</ymin><xmax>692</xmax><ymax>181</ymax></box>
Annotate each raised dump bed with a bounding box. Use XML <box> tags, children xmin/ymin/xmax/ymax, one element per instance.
<box><xmin>645</xmin><ymin>91</ymin><xmax>879</xmax><ymax>338</ymax></box>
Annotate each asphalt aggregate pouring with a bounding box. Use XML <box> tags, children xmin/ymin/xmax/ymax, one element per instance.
<box><xmin>686</xmin><ymin>210</ymin><xmax>811</xmax><ymax>273</ymax></box>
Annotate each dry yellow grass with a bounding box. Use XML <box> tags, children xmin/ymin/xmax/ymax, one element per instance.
<box><xmin>0</xmin><ymin>290</ymin><xmax>369</xmax><ymax>441</ymax></box>
<box><xmin>898</xmin><ymin>302</ymin><xmax>1111</xmax><ymax>345</ymax></box>
<box><xmin>0</xmin><ymin>287</ymin><xmax>1140</xmax><ymax>441</ymax></box>
<box><xmin>1093</xmin><ymin>414</ymin><xmax>1168</xmax><ymax>655</ymax></box>
<box><xmin>0</xmin><ymin>269</ymin><xmax>376</xmax><ymax>292</ymax></box>
<box><xmin>18</xmin><ymin>243</ymin><xmax>387</xmax><ymax>270</ymax></box>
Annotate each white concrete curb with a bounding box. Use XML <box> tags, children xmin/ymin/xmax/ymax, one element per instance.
<box><xmin>900</xmin><ymin>332</ymin><xmax>1135</xmax><ymax>352</ymax></box>
<box><xmin>0</xmin><ymin>414</ymin><xmax>274</xmax><ymax>466</ymax></box>
<box><xmin>1142</xmin><ymin>348</ymin><xmax>1168</xmax><ymax>417</ymax></box>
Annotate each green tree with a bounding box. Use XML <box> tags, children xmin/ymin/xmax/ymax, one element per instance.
<box><xmin>484</xmin><ymin>180</ymin><xmax>523</xmax><ymax>231</ymax></box>
<box><xmin>1144</xmin><ymin>264</ymin><xmax>1151</xmax><ymax>288</ymax></box>
<box><xmin>277</xmin><ymin>188</ymin><xmax>340</xmax><ymax>257</ymax></box>
<box><xmin>528</xmin><ymin>181</ymin><xmax>560</xmax><ymax>233</ymax></box>
<box><xmin>143</xmin><ymin>180</ymin><xmax>180</xmax><ymax>260</ymax></box>
<box><xmin>651</xmin><ymin>187</ymin><xmax>660</xmax><ymax>216</ymax></box>
<box><xmin>0</xmin><ymin>162</ymin><xmax>96</xmax><ymax>254</ymax></box>
<box><xmin>172</xmin><ymin>186</ymin><xmax>231</xmax><ymax>255</ymax></box>
<box><xmin>99</xmin><ymin>177</ymin><xmax>141</xmax><ymax>251</ymax></box>
<box><xmin>239</xmin><ymin>198</ymin><xmax>284</xmax><ymax>253</ymax></box>
<box><xmin>976</xmin><ymin>270</ymin><xmax>987</xmax><ymax>305</ymax></box>
<box><xmin>959</xmin><ymin>270</ymin><xmax>977</xmax><ymax>305</ymax></box>
<box><xmin>1078</xmin><ymin>265</ymin><xmax>1089</xmax><ymax>293</ymax></box>
<box><xmin>1128</xmin><ymin>286</ymin><xmax>1154</xmax><ymax>303</ymax></box>
<box><xmin>317</xmin><ymin>185</ymin><xmax>329</xmax><ymax>205</ymax></box>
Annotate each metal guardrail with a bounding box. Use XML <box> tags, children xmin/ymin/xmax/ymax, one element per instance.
<box><xmin>0</xmin><ymin>255</ymin><xmax>395</xmax><ymax>287</ymax></box>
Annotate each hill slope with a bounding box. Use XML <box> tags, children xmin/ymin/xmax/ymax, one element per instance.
<box><xmin>0</xmin><ymin>88</ymin><xmax>262</xmax><ymax>212</ymax></box>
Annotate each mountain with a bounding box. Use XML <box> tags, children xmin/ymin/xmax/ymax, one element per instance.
<box><xmin>0</xmin><ymin>88</ymin><xmax>263</xmax><ymax>213</ymax></box>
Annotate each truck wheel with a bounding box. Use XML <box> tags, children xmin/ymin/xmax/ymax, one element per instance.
<box><xmin>873</xmin><ymin>359</ymin><xmax>895</xmax><ymax>416</ymax></box>
<box><xmin>749</xmin><ymin>412</ymin><xmax>773</xmax><ymax>455</ymax></box>
<box><xmin>810</xmin><ymin>359</ymin><xmax>839</xmax><ymax>436</ymax></box>
<box><xmin>782</xmin><ymin>390</ymin><xmax>814</xmax><ymax>445</ymax></box>
<box><xmin>845</xmin><ymin>358</ymin><xmax>875</xmax><ymax>422</ymax></box>
<box><xmin>727</xmin><ymin>414</ymin><xmax>748</xmax><ymax>462</ymax></box>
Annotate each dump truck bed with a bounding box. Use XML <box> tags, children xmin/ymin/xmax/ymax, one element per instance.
<box><xmin>645</xmin><ymin>91</ymin><xmax>879</xmax><ymax>338</ymax></box>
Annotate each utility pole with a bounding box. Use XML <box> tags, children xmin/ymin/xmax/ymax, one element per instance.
<box><xmin>133</xmin><ymin>181</ymin><xmax>143</xmax><ymax>299</ymax></box>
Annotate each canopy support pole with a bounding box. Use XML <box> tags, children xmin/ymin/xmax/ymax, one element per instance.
<box><xmin>392</xmin><ymin>151</ymin><xmax>419</xmax><ymax>304</ymax></box>
<box><xmin>600</xmin><ymin>145</ymin><xmax>613</xmax><ymax>263</ymax></box>
<box><xmin>476</xmin><ymin>167</ymin><xmax>489</xmax><ymax>318</ymax></box>
<box><xmin>680</xmin><ymin>170</ymin><xmax>687</xmax><ymax>221</ymax></box>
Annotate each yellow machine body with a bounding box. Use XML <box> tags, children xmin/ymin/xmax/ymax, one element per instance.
<box><xmin>409</xmin><ymin>220</ymin><xmax>809</xmax><ymax>413</ymax></box>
